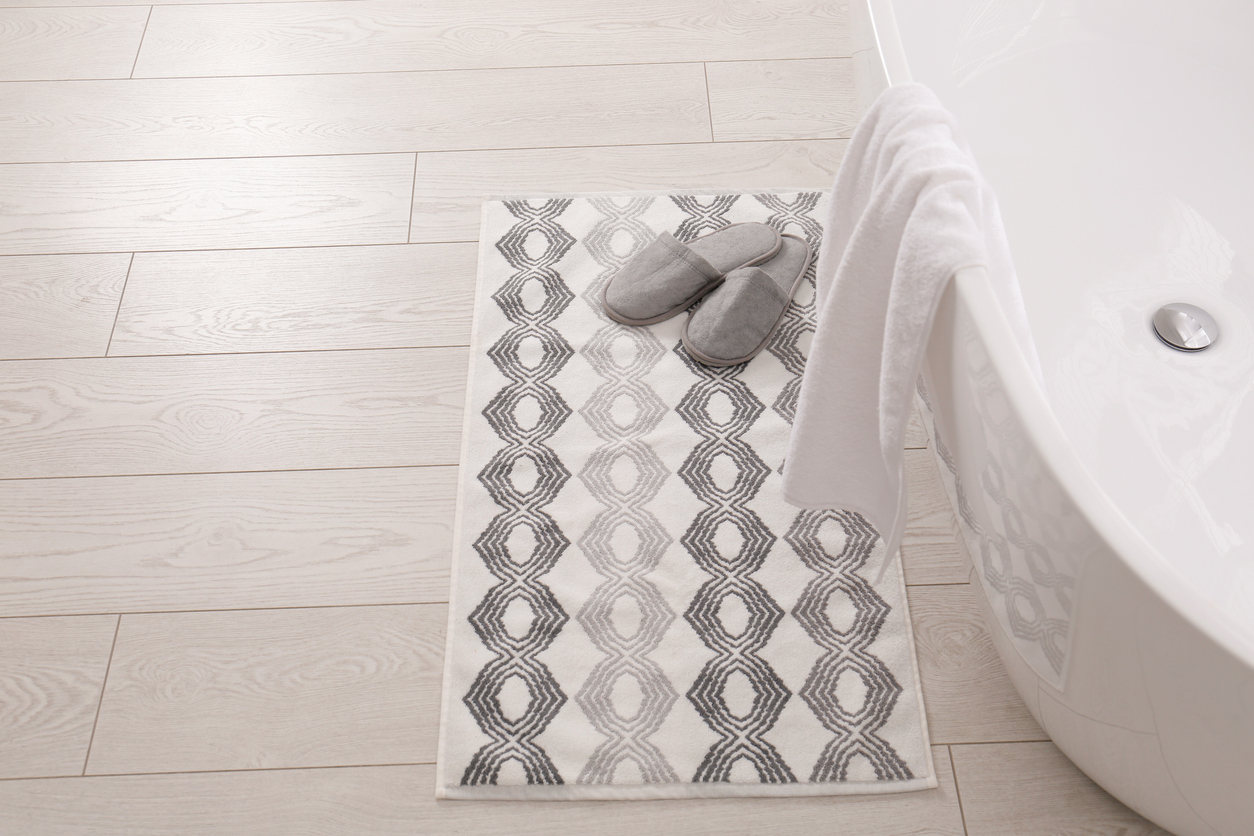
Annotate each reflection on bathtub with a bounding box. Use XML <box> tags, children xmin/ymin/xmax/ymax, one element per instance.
<box><xmin>920</xmin><ymin>335</ymin><xmax>1082</xmax><ymax>690</ymax></box>
<box><xmin>1050</xmin><ymin>201</ymin><xmax>1254</xmax><ymax>627</ymax></box>
<box><xmin>952</xmin><ymin>0</ymin><xmax>1091</xmax><ymax>84</ymax></box>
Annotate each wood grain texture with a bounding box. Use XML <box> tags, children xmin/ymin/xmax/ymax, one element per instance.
<box><xmin>900</xmin><ymin>449</ymin><xmax>969</xmax><ymax>586</ymax></box>
<box><xmin>133</xmin><ymin>0</ymin><xmax>853</xmax><ymax>78</ymax></box>
<box><xmin>0</xmin><ymin>0</ymin><xmax>295</xmax><ymax>6</ymax></box>
<box><xmin>707</xmin><ymin>59</ymin><xmax>858</xmax><ymax>142</ymax></box>
<box><xmin>5</xmin><ymin>753</ymin><xmax>963</xmax><ymax>835</ymax></box>
<box><xmin>0</xmin><ymin>615</ymin><xmax>117</xmax><ymax>779</ymax></box>
<box><xmin>952</xmin><ymin>742</ymin><xmax>1173</xmax><ymax>835</ymax></box>
<box><xmin>0</xmin><ymin>66</ymin><xmax>709</xmax><ymax>164</ymax></box>
<box><xmin>0</xmin><ymin>155</ymin><xmax>414</xmax><ymax>255</ymax></box>
<box><xmin>0</xmin><ymin>7</ymin><xmax>149</xmax><ymax>81</ymax></box>
<box><xmin>410</xmin><ymin>140</ymin><xmax>847</xmax><ymax>242</ymax></box>
<box><xmin>906</xmin><ymin>584</ymin><xmax>1046</xmax><ymax>744</ymax></box>
<box><xmin>87</xmin><ymin>605</ymin><xmax>444</xmax><ymax>773</ymax></box>
<box><xmin>0</xmin><ymin>253</ymin><xmax>130</xmax><ymax>360</ymax></box>
<box><xmin>0</xmin><ymin>348</ymin><xmax>465</xmax><ymax>478</ymax></box>
<box><xmin>0</xmin><ymin>467</ymin><xmax>454</xmax><ymax>618</ymax></box>
<box><xmin>111</xmin><ymin>244</ymin><xmax>475</xmax><ymax>356</ymax></box>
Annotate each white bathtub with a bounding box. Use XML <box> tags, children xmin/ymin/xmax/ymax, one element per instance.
<box><xmin>854</xmin><ymin>1</ymin><xmax>1254</xmax><ymax>833</ymax></box>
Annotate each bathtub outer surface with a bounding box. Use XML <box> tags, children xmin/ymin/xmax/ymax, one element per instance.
<box><xmin>924</xmin><ymin>270</ymin><xmax>1253</xmax><ymax>835</ymax></box>
<box><xmin>854</xmin><ymin>1</ymin><xmax>1254</xmax><ymax>833</ymax></box>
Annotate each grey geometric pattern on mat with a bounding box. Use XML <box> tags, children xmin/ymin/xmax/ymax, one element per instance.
<box><xmin>673</xmin><ymin>340</ymin><xmax>795</xmax><ymax>783</ymax></box>
<box><xmin>462</xmin><ymin>199</ymin><xmax>577</xmax><ymax>785</ymax></box>
<box><xmin>755</xmin><ymin>191</ymin><xmax>910</xmax><ymax>780</ymax></box>
<box><xmin>671</xmin><ymin>193</ymin><xmax>742</xmax><ymax>243</ymax></box>
<box><xmin>667</xmin><ymin>193</ymin><xmax>910</xmax><ymax>784</ymax></box>
<box><xmin>787</xmin><ymin>511</ymin><xmax>913</xmax><ymax>781</ymax></box>
<box><xmin>755</xmin><ymin>192</ymin><xmax>825</xmax><ymax>426</ymax></box>
<box><xmin>573</xmin><ymin>196</ymin><xmax>681</xmax><ymax>784</ymax></box>
<box><xmin>669</xmin><ymin>193</ymin><xmax>797</xmax><ymax>784</ymax></box>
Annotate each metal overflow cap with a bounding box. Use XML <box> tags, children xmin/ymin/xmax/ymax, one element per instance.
<box><xmin>1153</xmin><ymin>303</ymin><xmax>1219</xmax><ymax>351</ymax></box>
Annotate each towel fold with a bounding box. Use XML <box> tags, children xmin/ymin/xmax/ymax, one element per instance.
<box><xmin>782</xmin><ymin>82</ymin><xmax>1040</xmax><ymax>574</ymax></box>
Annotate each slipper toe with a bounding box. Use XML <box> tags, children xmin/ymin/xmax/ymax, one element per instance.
<box><xmin>603</xmin><ymin>232</ymin><xmax>721</xmax><ymax>324</ymax></box>
<box><xmin>681</xmin><ymin>234</ymin><xmax>813</xmax><ymax>366</ymax></box>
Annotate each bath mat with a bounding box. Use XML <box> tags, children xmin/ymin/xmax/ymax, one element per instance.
<box><xmin>436</xmin><ymin>190</ymin><xmax>935</xmax><ymax>800</ymax></box>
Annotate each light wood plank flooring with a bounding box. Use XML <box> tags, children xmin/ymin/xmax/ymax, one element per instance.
<box><xmin>0</xmin><ymin>6</ymin><xmax>149</xmax><ymax>80</ymax></box>
<box><xmin>0</xmin><ymin>2</ymin><xmax>1169</xmax><ymax>833</ymax></box>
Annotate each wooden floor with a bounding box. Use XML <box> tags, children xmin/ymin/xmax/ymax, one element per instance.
<box><xmin>0</xmin><ymin>2</ymin><xmax>1170</xmax><ymax>833</ymax></box>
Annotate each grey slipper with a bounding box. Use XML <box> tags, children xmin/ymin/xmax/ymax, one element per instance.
<box><xmin>680</xmin><ymin>233</ymin><xmax>813</xmax><ymax>367</ymax></box>
<box><xmin>602</xmin><ymin>222</ymin><xmax>782</xmax><ymax>325</ymax></box>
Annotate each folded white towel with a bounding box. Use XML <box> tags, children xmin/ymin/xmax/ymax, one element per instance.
<box><xmin>782</xmin><ymin>82</ymin><xmax>1039</xmax><ymax>575</ymax></box>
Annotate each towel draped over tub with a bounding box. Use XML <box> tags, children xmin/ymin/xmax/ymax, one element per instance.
<box><xmin>782</xmin><ymin>82</ymin><xmax>1040</xmax><ymax>575</ymax></box>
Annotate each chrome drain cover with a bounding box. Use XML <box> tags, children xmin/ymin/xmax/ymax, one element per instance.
<box><xmin>1153</xmin><ymin>303</ymin><xmax>1219</xmax><ymax>351</ymax></box>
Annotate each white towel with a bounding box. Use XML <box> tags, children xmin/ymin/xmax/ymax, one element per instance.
<box><xmin>782</xmin><ymin>82</ymin><xmax>1039</xmax><ymax>575</ymax></box>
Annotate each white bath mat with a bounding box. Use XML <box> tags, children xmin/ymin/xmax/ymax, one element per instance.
<box><xmin>436</xmin><ymin>191</ymin><xmax>935</xmax><ymax>800</ymax></box>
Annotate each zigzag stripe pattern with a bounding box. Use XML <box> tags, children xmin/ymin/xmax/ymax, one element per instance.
<box><xmin>671</xmin><ymin>194</ymin><xmax>742</xmax><ymax>243</ymax></box>
<box><xmin>573</xmin><ymin>197</ymin><xmax>681</xmax><ymax>784</ymax></box>
<box><xmin>667</xmin><ymin>194</ymin><xmax>796</xmax><ymax>783</ymax></box>
<box><xmin>462</xmin><ymin>199</ymin><xmax>577</xmax><ymax>786</ymax></box>
<box><xmin>673</xmin><ymin>343</ymin><xmax>795</xmax><ymax>783</ymax></box>
<box><xmin>754</xmin><ymin>192</ymin><xmax>826</xmax><ymax>426</ymax></box>
<box><xmin>786</xmin><ymin>510</ymin><xmax>913</xmax><ymax>781</ymax></box>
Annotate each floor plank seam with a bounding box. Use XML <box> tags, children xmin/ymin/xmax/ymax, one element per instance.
<box><xmin>0</xmin><ymin>55</ymin><xmax>858</xmax><ymax>89</ymax></box>
<box><xmin>105</xmin><ymin>343</ymin><xmax>473</xmax><ymax>358</ymax></box>
<box><xmin>0</xmin><ymin>150</ymin><xmax>416</xmax><ymax>166</ymax></box>
<box><xmin>0</xmin><ymin>240</ymin><xmax>480</xmax><ymax>258</ymax></box>
<box><xmin>5</xmin><ymin>762</ymin><xmax>437</xmax><ymax>783</ymax></box>
<box><xmin>0</xmin><ymin>136</ymin><xmax>848</xmax><ymax>168</ymax></box>
<box><xmin>7</xmin><ymin>346</ymin><xmax>475</xmax><ymax>362</ymax></box>
<box><xmin>949</xmin><ymin>745</ymin><xmax>972</xmax><ymax>836</ymax></box>
<box><xmin>2</xmin><ymin>0</ymin><xmax>381</xmax><ymax>9</ymax></box>
<box><xmin>102</xmin><ymin>252</ymin><xmax>135</xmax><ymax>358</ymax></box>
<box><xmin>0</xmin><ymin>601</ymin><xmax>451</xmax><ymax>624</ymax></box>
<box><xmin>0</xmin><ymin>462</ymin><xmax>458</xmax><ymax>483</ymax></box>
<box><xmin>406</xmin><ymin>153</ymin><xmax>418</xmax><ymax>244</ymax></box>
<box><xmin>80</xmin><ymin>615</ymin><xmax>122</xmax><ymax>777</ymax></box>
<box><xmin>112</xmin><ymin>54</ymin><xmax>859</xmax><ymax>84</ymax></box>
<box><xmin>127</xmin><ymin>5</ymin><xmax>155</xmax><ymax>80</ymax></box>
<box><xmin>701</xmin><ymin>62</ymin><xmax>715</xmax><ymax>143</ymax></box>
<box><xmin>0</xmin><ymin>343</ymin><xmax>470</xmax><ymax>363</ymax></box>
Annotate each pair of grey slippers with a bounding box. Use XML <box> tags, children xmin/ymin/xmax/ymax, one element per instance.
<box><xmin>602</xmin><ymin>223</ymin><xmax>813</xmax><ymax>366</ymax></box>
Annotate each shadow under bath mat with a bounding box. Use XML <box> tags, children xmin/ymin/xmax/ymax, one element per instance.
<box><xmin>436</xmin><ymin>191</ymin><xmax>935</xmax><ymax>800</ymax></box>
